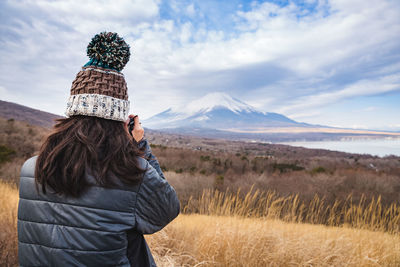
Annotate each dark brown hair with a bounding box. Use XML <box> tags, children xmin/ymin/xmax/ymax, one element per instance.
<box><xmin>35</xmin><ymin>115</ymin><xmax>145</xmax><ymax>197</ymax></box>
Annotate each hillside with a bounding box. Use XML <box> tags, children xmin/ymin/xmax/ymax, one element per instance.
<box><xmin>2</xmin><ymin>114</ymin><xmax>400</xmax><ymax>206</ymax></box>
<box><xmin>0</xmin><ymin>100</ymin><xmax>63</xmax><ymax>128</ymax></box>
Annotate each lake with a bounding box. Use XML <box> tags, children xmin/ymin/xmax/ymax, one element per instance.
<box><xmin>279</xmin><ymin>139</ymin><xmax>400</xmax><ymax>157</ymax></box>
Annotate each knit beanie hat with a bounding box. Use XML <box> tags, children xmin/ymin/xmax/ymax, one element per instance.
<box><xmin>65</xmin><ymin>32</ymin><xmax>131</xmax><ymax>122</ymax></box>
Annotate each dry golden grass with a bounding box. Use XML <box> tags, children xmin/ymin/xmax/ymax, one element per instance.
<box><xmin>0</xmin><ymin>182</ymin><xmax>18</xmax><ymax>266</ymax></box>
<box><xmin>148</xmin><ymin>214</ymin><xmax>400</xmax><ymax>267</ymax></box>
<box><xmin>183</xmin><ymin>188</ymin><xmax>400</xmax><ymax>234</ymax></box>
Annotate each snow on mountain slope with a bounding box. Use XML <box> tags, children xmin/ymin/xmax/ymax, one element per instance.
<box><xmin>143</xmin><ymin>92</ymin><xmax>303</xmax><ymax>130</ymax></box>
<box><xmin>170</xmin><ymin>92</ymin><xmax>256</xmax><ymax>115</ymax></box>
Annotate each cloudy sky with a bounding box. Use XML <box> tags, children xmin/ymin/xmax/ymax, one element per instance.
<box><xmin>1</xmin><ymin>0</ymin><xmax>399</xmax><ymax>131</ymax></box>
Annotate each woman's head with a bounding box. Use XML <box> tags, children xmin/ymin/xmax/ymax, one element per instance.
<box><xmin>35</xmin><ymin>115</ymin><xmax>144</xmax><ymax>197</ymax></box>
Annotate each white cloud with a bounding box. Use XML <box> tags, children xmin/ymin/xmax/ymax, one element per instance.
<box><xmin>350</xmin><ymin>124</ymin><xmax>368</xmax><ymax>129</ymax></box>
<box><xmin>363</xmin><ymin>106</ymin><xmax>378</xmax><ymax>112</ymax></box>
<box><xmin>277</xmin><ymin>74</ymin><xmax>400</xmax><ymax>114</ymax></box>
<box><xmin>186</xmin><ymin>3</ymin><xmax>195</xmax><ymax>17</ymax></box>
<box><xmin>11</xmin><ymin>0</ymin><xmax>160</xmax><ymax>31</ymax></box>
<box><xmin>289</xmin><ymin>111</ymin><xmax>322</xmax><ymax>120</ymax></box>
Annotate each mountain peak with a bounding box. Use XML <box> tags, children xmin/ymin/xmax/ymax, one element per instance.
<box><xmin>172</xmin><ymin>92</ymin><xmax>256</xmax><ymax>115</ymax></box>
<box><xmin>144</xmin><ymin>92</ymin><xmax>300</xmax><ymax>129</ymax></box>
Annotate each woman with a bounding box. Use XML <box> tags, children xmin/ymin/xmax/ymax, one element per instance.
<box><xmin>17</xmin><ymin>32</ymin><xmax>180</xmax><ymax>266</ymax></box>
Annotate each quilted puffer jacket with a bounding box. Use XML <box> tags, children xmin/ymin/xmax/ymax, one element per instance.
<box><xmin>17</xmin><ymin>139</ymin><xmax>180</xmax><ymax>267</ymax></box>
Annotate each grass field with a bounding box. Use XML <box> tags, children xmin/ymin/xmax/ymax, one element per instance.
<box><xmin>0</xmin><ymin>182</ymin><xmax>18</xmax><ymax>266</ymax></box>
<box><xmin>2</xmin><ymin>181</ymin><xmax>400</xmax><ymax>266</ymax></box>
<box><xmin>148</xmin><ymin>214</ymin><xmax>400</xmax><ymax>266</ymax></box>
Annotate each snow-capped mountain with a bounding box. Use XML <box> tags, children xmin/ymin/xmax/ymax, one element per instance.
<box><xmin>143</xmin><ymin>92</ymin><xmax>306</xmax><ymax>130</ymax></box>
<box><xmin>170</xmin><ymin>92</ymin><xmax>256</xmax><ymax>115</ymax></box>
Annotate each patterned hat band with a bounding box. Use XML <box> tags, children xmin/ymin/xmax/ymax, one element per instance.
<box><xmin>65</xmin><ymin>93</ymin><xmax>130</xmax><ymax>122</ymax></box>
<box><xmin>66</xmin><ymin>66</ymin><xmax>130</xmax><ymax>121</ymax></box>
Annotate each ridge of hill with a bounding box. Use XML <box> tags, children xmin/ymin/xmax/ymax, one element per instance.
<box><xmin>0</xmin><ymin>100</ymin><xmax>63</xmax><ymax>128</ymax></box>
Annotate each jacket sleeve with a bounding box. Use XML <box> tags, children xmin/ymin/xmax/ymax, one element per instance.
<box><xmin>138</xmin><ymin>139</ymin><xmax>165</xmax><ymax>179</ymax></box>
<box><xmin>134</xmin><ymin>139</ymin><xmax>180</xmax><ymax>234</ymax></box>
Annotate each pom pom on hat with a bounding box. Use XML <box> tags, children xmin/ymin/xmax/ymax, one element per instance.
<box><xmin>86</xmin><ymin>32</ymin><xmax>130</xmax><ymax>71</ymax></box>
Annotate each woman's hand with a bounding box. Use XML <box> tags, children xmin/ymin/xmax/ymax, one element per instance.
<box><xmin>126</xmin><ymin>114</ymin><xmax>144</xmax><ymax>143</ymax></box>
